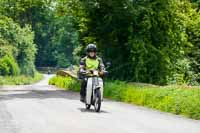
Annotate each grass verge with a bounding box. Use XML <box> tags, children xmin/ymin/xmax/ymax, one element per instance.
<box><xmin>0</xmin><ymin>72</ymin><xmax>43</xmax><ymax>85</ymax></box>
<box><xmin>49</xmin><ymin>75</ymin><xmax>200</xmax><ymax>120</ymax></box>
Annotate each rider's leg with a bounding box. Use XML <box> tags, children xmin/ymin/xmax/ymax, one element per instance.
<box><xmin>80</xmin><ymin>78</ymin><xmax>87</xmax><ymax>101</ymax></box>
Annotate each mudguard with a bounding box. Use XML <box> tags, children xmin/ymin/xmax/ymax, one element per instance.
<box><xmin>97</xmin><ymin>78</ymin><xmax>104</xmax><ymax>101</ymax></box>
<box><xmin>86</xmin><ymin>78</ymin><xmax>93</xmax><ymax>104</ymax></box>
<box><xmin>86</xmin><ymin>77</ymin><xmax>104</xmax><ymax>104</ymax></box>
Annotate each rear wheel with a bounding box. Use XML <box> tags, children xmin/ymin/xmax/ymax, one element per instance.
<box><xmin>94</xmin><ymin>89</ymin><xmax>101</xmax><ymax>112</ymax></box>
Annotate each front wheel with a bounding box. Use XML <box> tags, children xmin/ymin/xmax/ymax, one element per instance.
<box><xmin>94</xmin><ymin>89</ymin><xmax>101</xmax><ymax>112</ymax></box>
<box><xmin>85</xmin><ymin>104</ymin><xmax>91</xmax><ymax>109</ymax></box>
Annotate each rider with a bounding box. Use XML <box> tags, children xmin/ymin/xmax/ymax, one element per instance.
<box><xmin>79</xmin><ymin>44</ymin><xmax>105</xmax><ymax>102</ymax></box>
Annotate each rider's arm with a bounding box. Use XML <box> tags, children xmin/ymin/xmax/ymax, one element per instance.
<box><xmin>98</xmin><ymin>57</ymin><xmax>105</xmax><ymax>76</ymax></box>
<box><xmin>99</xmin><ymin>58</ymin><xmax>105</xmax><ymax>71</ymax></box>
<box><xmin>79</xmin><ymin>58</ymin><xmax>86</xmax><ymax>73</ymax></box>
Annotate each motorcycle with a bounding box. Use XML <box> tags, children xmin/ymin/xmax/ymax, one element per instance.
<box><xmin>81</xmin><ymin>62</ymin><xmax>110</xmax><ymax>112</ymax></box>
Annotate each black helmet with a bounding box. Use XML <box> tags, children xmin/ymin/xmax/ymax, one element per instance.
<box><xmin>86</xmin><ymin>44</ymin><xmax>97</xmax><ymax>53</ymax></box>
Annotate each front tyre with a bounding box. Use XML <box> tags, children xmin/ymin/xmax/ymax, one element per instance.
<box><xmin>94</xmin><ymin>89</ymin><xmax>101</xmax><ymax>112</ymax></box>
<box><xmin>85</xmin><ymin>104</ymin><xmax>91</xmax><ymax>109</ymax></box>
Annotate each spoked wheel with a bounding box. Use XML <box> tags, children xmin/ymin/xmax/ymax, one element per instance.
<box><xmin>94</xmin><ymin>89</ymin><xmax>101</xmax><ymax>112</ymax></box>
<box><xmin>85</xmin><ymin>104</ymin><xmax>91</xmax><ymax>109</ymax></box>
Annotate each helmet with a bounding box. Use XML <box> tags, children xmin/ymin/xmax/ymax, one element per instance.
<box><xmin>86</xmin><ymin>44</ymin><xmax>97</xmax><ymax>53</ymax></box>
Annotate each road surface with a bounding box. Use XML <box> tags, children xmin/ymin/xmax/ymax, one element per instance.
<box><xmin>0</xmin><ymin>74</ymin><xmax>199</xmax><ymax>133</ymax></box>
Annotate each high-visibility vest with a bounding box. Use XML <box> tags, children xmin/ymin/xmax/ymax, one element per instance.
<box><xmin>85</xmin><ymin>57</ymin><xmax>99</xmax><ymax>70</ymax></box>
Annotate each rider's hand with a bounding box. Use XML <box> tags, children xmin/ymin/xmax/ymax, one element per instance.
<box><xmin>99</xmin><ymin>71</ymin><xmax>104</xmax><ymax>76</ymax></box>
<box><xmin>89</xmin><ymin>70</ymin><xmax>93</xmax><ymax>74</ymax></box>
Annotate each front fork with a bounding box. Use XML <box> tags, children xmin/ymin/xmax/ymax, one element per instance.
<box><xmin>86</xmin><ymin>77</ymin><xmax>104</xmax><ymax>105</ymax></box>
<box><xmin>92</xmin><ymin>77</ymin><xmax>103</xmax><ymax>102</ymax></box>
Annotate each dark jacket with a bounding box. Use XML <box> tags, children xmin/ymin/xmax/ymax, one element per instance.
<box><xmin>78</xmin><ymin>56</ymin><xmax>105</xmax><ymax>79</ymax></box>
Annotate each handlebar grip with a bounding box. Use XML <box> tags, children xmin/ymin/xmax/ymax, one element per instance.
<box><xmin>103</xmin><ymin>71</ymin><xmax>109</xmax><ymax>75</ymax></box>
<box><xmin>81</xmin><ymin>70</ymin><xmax>91</xmax><ymax>75</ymax></box>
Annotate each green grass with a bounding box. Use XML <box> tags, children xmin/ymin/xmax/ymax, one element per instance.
<box><xmin>0</xmin><ymin>72</ymin><xmax>43</xmax><ymax>85</ymax></box>
<box><xmin>49</xmin><ymin>76</ymin><xmax>80</xmax><ymax>91</ymax></box>
<box><xmin>104</xmin><ymin>81</ymin><xmax>200</xmax><ymax>119</ymax></box>
<box><xmin>49</xmin><ymin>75</ymin><xmax>200</xmax><ymax>120</ymax></box>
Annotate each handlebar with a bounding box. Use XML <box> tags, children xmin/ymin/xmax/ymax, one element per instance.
<box><xmin>80</xmin><ymin>70</ymin><xmax>108</xmax><ymax>76</ymax></box>
<box><xmin>103</xmin><ymin>71</ymin><xmax>108</xmax><ymax>75</ymax></box>
<box><xmin>81</xmin><ymin>70</ymin><xmax>91</xmax><ymax>75</ymax></box>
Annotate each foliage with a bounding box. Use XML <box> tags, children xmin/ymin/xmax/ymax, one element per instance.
<box><xmin>0</xmin><ymin>44</ymin><xmax>18</xmax><ymax>58</ymax></box>
<box><xmin>59</xmin><ymin>0</ymin><xmax>200</xmax><ymax>85</ymax></box>
<box><xmin>48</xmin><ymin>15</ymin><xmax>79</xmax><ymax>67</ymax></box>
<box><xmin>167</xmin><ymin>58</ymin><xmax>200</xmax><ymax>85</ymax></box>
<box><xmin>0</xmin><ymin>55</ymin><xmax>20</xmax><ymax>76</ymax></box>
<box><xmin>104</xmin><ymin>81</ymin><xmax>200</xmax><ymax>120</ymax></box>
<box><xmin>0</xmin><ymin>72</ymin><xmax>43</xmax><ymax>85</ymax></box>
<box><xmin>0</xmin><ymin>16</ymin><xmax>37</xmax><ymax>76</ymax></box>
<box><xmin>0</xmin><ymin>0</ymin><xmax>199</xmax><ymax>85</ymax></box>
<box><xmin>0</xmin><ymin>0</ymin><xmax>79</xmax><ymax>68</ymax></box>
<box><xmin>186</xmin><ymin>6</ymin><xmax>200</xmax><ymax>84</ymax></box>
<box><xmin>49</xmin><ymin>76</ymin><xmax>80</xmax><ymax>91</ymax></box>
<box><xmin>49</xmin><ymin>75</ymin><xmax>200</xmax><ymax>120</ymax></box>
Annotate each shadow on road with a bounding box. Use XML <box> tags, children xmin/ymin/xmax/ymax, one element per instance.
<box><xmin>78</xmin><ymin>108</ymin><xmax>109</xmax><ymax>114</ymax></box>
<box><xmin>0</xmin><ymin>89</ymin><xmax>79</xmax><ymax>101</ymax></box>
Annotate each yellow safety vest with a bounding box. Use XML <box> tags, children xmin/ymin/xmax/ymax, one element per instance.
<box><xmin>85</xmin><ymin>57</ymin><xmax>99</xmax><ymax>70</ymax></box>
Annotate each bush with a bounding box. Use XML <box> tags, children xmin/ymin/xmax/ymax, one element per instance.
<box><xmin>0</xmin><ymin>55</ymin><xmax>20</xmax><ymax>76</ymax></box>
<box><xmin>0</xmin><ymin>44</ymin><xmax>18</xmax><ymax>58</ymax></box>
<box><xmin>0</xmin><ymin>16</ymin><xmax>37</xmax><ymax>76</ymax></box>
<box><xmin>49</xmin><ymin>75</ymin><xmax>200</xmax><ymax>120</ymax></box>
<box><xmin>49</xmin><ymin>76</ymin><xmax>80</xmax><ymax>91</ymax></box>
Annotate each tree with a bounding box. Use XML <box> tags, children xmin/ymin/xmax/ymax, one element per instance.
<box><xmin>0</xmin><ymin>0</ymin><xmax>79</xmax><ymax>67</ymax></box>
<box><xmin>65</xmin><ymin>0</ymin><xmax>200</xmax><ymax>84</ymax></box>
<box><xmin>0</xmin><ymin>16</ymin><xmax>36</xmax><ymax>76</ymax></box>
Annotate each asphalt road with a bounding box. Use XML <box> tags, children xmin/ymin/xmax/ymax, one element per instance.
<box><xmin>0</xmin><ymin>74</ymin><xmax>199</xmax><ymax>133</ymax></box>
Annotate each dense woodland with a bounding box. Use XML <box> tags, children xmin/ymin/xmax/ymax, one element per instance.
<box><xmin>0</xmin><ymin>0</ymin><xmax>199</xmax><ymax>85</ymax></box>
